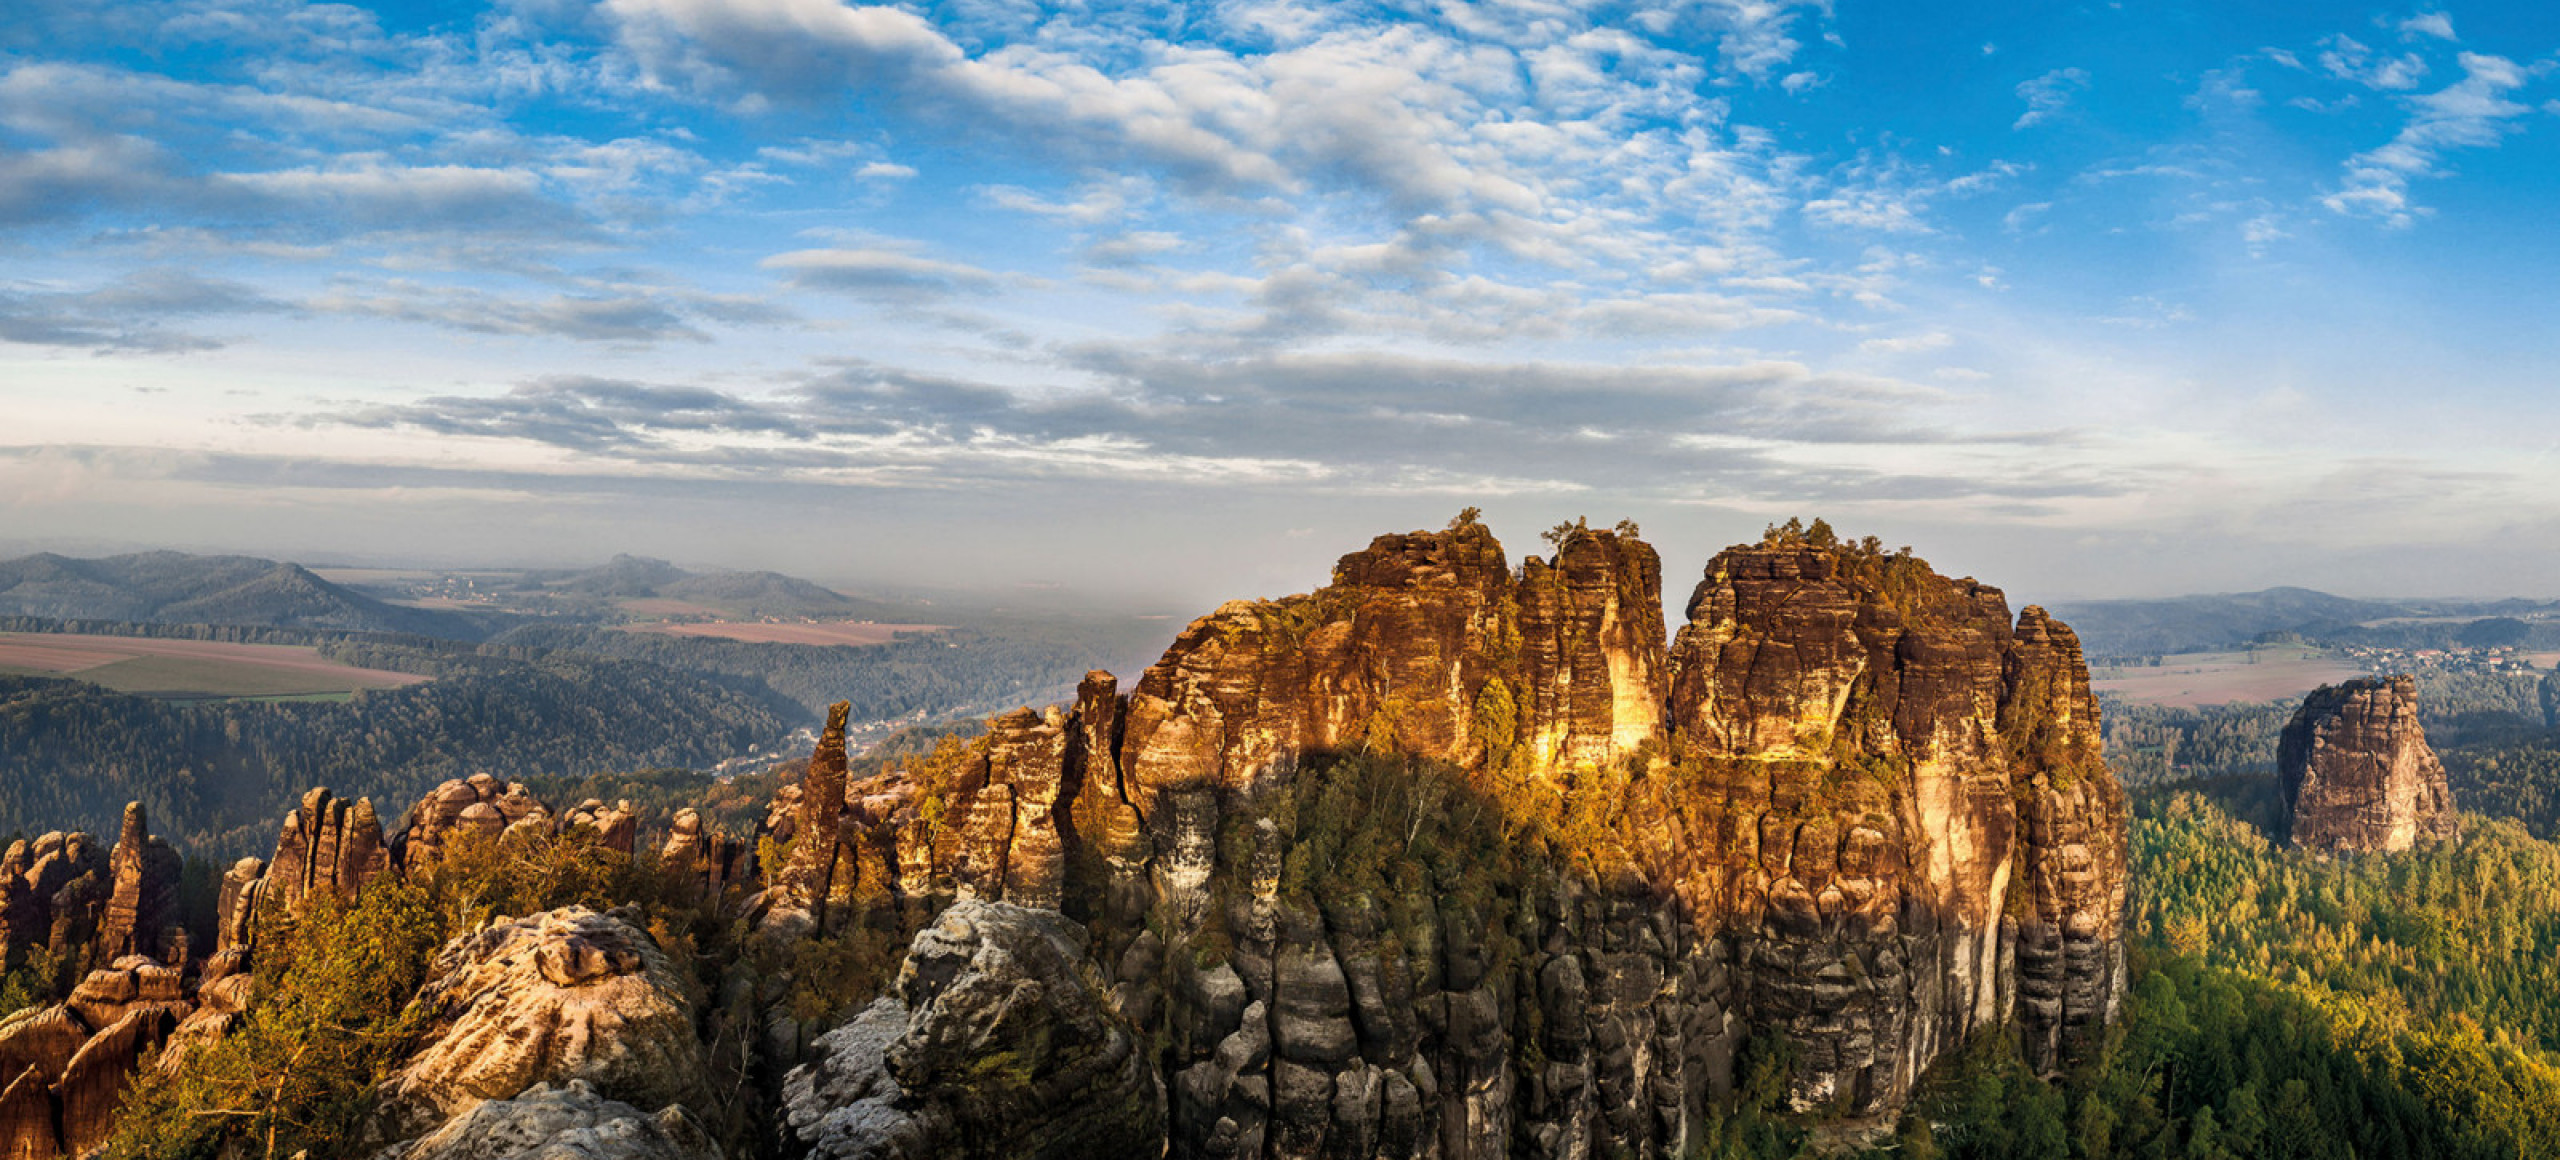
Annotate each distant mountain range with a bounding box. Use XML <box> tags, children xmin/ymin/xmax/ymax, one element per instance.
<box><xmin>0</xmin><ymin>552</ymin><xmax>491</xmax><ymax>639</ymax></box>
<box><xmin>2052</xmin><ymin>586</ymin><xmax>2560</xmax><ymax>657</ymax></box>
<box><xmin>0</xmin><ymin>550</ymin><xmax>913</xmax><ymax>640</ymax></box>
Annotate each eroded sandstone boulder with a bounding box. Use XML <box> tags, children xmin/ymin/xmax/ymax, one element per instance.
<box><xmin>2282</xmin><ymin>674</ymin><xmax>2458</xmax><ymax>853</ymax></box>
<box><xmin>780</xmin><ymin>900</ymin><xmax>1163</xmax><ymax>1160</ymax></box>
<box><xmin>373</xmin><ymin>907</ymin><xmax>708</xmax><ymax>1143</ymax></box>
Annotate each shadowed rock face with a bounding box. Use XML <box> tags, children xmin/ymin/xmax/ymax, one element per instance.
<box><xmin>0</xmin><ymin>805</ymin><xmax>193</xmax><ymax>1160</ymax></box>
<box><xmin>379</xmin><ymin>1079</ymin><xmax>721</xmax><ymax>1160</ymax></box>
<box><xmin>769</xmin><ymin>523</ymin><xmax>2132</xmax><ymax>1156</ymax></box>
<box><xmin>780</xmin><ymin>901</ymin><xmax>1162</xmax><ymax>1160</ymax></box>
<box><xmin>2281</xmin><ymin>675</ymin><xmax>2458</xmax><ymax>854</ymax></box>
<box><xmin>1</xmin><ymin>831</ymin><xmax>105</xmax><ymax>966</ymax></box>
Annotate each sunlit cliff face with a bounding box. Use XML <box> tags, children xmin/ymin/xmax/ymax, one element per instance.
<box><xmin>758</xmin><ymin>518</ymin><xmax>2128</xmax><ymax>1149</ymax></box>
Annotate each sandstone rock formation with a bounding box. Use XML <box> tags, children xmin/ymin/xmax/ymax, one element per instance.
<box><xmin>1</xmin><ymin>831</ymin><xmax>104</xmax><ymax>965</ymax></box>
<box><xmin>662</xmin><ymin>808</ymin><xmax>752</xmax><ymax>895</ymax></box>
<box><xmin>373</xmin><ymin>907</ymin><xmax>709</xmax><ymax>1143</ymax></box>
<box><xmin>780</xmin><ymin>900</ymin><xmax>1163</xmax><ymax>1160</ymax></box>
<box><xmin>1</xmin><ymin>517</ymin><xmax>2125</xmax><ymax>1160</ymax></box>
<box><xmin>2281</xmin><ymin>674</ymin><xmax>2459</xmax><ymax>853</ymax></box>
<box><xmin>393</xmin><ymin>773</ymin><xmax>552</xmax><ymax>870</ymax></box>
<box><xmin>375</xmin><ymin>1079</ymin><xmax>721</xmax><ymax>1160</ymax></box>
<box><xmin>95</xmin><ymin>803</ymin><xmax>182</xmax><ymax>967</ymax></box>
<box><xmin>562</xmin><ymin>798</ymin><xmax>642</xmax><ymax>854</ymax></box>
<box><xmin>0</xmin><ymin>803</ymin><xmax>198</xmax><ymax>1160</ymax></box>
<box><xmin>771</xmin><ymin>520</ymin><xmax>2130</xmax><ymax>1156</ymax></box>
<box><xmin>260</xmin><ymin>787</ymin><xmax>391</xmax><ymax>920</ymax></box>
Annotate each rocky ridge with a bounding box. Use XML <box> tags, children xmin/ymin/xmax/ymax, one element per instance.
<box><xmin>2281</xmin><ymin>674</ymin><xmax>2459</xmax><ymax>854</ymax></box>
<box><xmin>761</xmin><ymin>519</ymin><xmax>2131</xmax><ymax>1156</ymax></box>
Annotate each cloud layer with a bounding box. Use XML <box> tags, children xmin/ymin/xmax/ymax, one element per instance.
<box><xmin>4</xmin><ymin>0</ymin><xmax>2559</xmax><ymax>600</ymax></box>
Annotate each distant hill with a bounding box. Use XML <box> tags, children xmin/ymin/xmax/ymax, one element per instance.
<box><xmin>556</xmin><ymin>554</ymin><xmax>692</xmax><ymax>598</ymax></box>
<box><xmin>661</xmin><ymin>570</ymin><xmax>894</xmax><ymax>618</ymax></box>
<box><xmin>2053</xmin><ymin>586</ymin><xmax>2560</xmax><ymax>657</ymax></box>
<box><xmin>539</xmin><ymin>555</ymin><xmax>902</xmax><ymax>619</ymax></box>
<box><xmin>0</xmin><ymin>552</ymin><xmax>492</xmax><ymax>640</ymax></box>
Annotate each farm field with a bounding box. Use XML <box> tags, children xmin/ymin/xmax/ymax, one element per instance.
<box><xmin>617</xmin><ymin>620</ymin><xmax>945</xmax><ymax>647</ymax></box>
<box><xmin>2089</xmin><ymin>646</ymin><xmax>2372</xmax><ymax>708</ymax></box>
<box><xmin>0</xmin><ymin>632</ymin><xmax>430</xmax><ymax>699</ymax></box>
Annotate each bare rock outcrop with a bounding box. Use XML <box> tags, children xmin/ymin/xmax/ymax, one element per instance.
<box><xmin>376</xmin><ymin>1079</ymin><xmax>721</xmax><ymax>1160</ymax></box>
<box><xmin>780</xmin><ymin>900</ymin><xmax>1163</xmax><ymax>1160</ymax></box>
<box><xmin>562</xmin><ymin>799</ymin><xmax>641</xmax><ymax>854</ymax></box>
<box><xmin>0</xmin><ymin>801</ymin><xmax>206</xmax><ymax>1160</ymax></box>
<box><xmin>373</xmin><ymin>907</ymin><xmax>708</xmax><ymax>1142</ymax></box>
<box><xmin>768</xmin><ymin>703</ymin><xmax>854</xmax><ymax>931</ymax></box>
<box><xmin>2281</xmin><ymin>674</ymin><xmax>2459</xmax><ymax>853</ymax></box>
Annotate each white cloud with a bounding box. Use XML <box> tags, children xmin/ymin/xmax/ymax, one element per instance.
<box><xmin>1860</xmin><ymin>331</ymin><xmax>1953</xmax><ymax>354</ymax></box>
<box><xmin>2014</xmin><ymin>67</ymin><xmax>2090</xmax><ymax>129</ymax></box>
<box><xmin>2317</xmin><ymin>34</ymin><xmax>2428</xmax><ymax>90</ymax></box>
<box><xmin>2399</xmin><ymin>12</ymin><xmax>2457</xmax><ymax>42</ymax></box>
<box><xmin>2324</xmin><ymin>52</ymin><xmax>2536</xmax><ymax>226</ymax></box>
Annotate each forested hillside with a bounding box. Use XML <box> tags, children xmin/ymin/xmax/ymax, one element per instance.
<box><xmin>1853</xmin><ymin>663</ymin><xmax>2560</xmax><ymax>1160</ymax></box>
<box><xmin>0</xmin><ymin>645</ymin><xmax>793</xmax><ymax>857</ymax></box>
<box><xmin>493</xmin><ymin>620</ymin><xmax>1157</xmax><ymax>717</ymax></box>
<box><xmin>2054</xmin><ymin>587</ymin><xmax>2560</xmax><ymax>658</ymax></box>
<box><xmin>0</xmin><ymin>552</ymin><xmax>493</xmax><ymax>639</ymax></box>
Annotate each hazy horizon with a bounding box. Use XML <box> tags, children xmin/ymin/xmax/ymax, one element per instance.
<box><xmin>9</xmin><ymin>1</ymin><xmax>2560</xmax><ymax>608</ymax></box>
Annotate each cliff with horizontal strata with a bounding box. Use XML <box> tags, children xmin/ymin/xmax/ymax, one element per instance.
<box><xmin>765</xmin><ymin>517</ymin><xmax>2130</xmax><ymax>1157</ymax></box>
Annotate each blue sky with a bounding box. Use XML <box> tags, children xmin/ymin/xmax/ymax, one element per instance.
<box><xmin>4</xmin><ymin>0</ymin><xmax>2558</xmax><ymax>606</ymax></box>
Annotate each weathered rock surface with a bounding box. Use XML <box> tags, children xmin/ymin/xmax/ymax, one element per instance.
<box><xmin>375</xmin><ymin>907</ymin><xmax>708</xmax><ymax>1142</ymax></box>
<box><xmin>562</xmin><ymin>799</ymin><xmax>641</xmax><ymax>855</ymax></box>
<box><xmin>780</xmin><ymin>900</ymin><xmax>1163</xmax><ymax>1160</ymax></box>
<box><xmin>771</xmin><ymin>520</ymin><xmax>2131</xmax><ymax>1157</ymax></box>
<box><xmin>375</xmin><ymin>1079</ymin><xmax>722</xmax><ymax>1160</ymax></box>
<box><xmin>395</xmin><ymin>774</ymin><xmax>551</xmax><ymax>871</ymax></box>
<box><xmin>0</xmin><ymin>801</ymin><xmax>205</xmax><ymax>1160</ymax></box>
<box><xmin>95</xmin><ymin>803</ymin><xmax>182</xmax><ymax>967</ymax></box>
<box><xmin>261</xmin><ymin>787</ymin><xmax>391</xmax><ymax>920</ymax></box>
<box><xmin>1</xmin><ymin>831</ymin><xmax>104</xmax><ymax>964</ymax></box>
<box><xmin>661</xmin><ymin>808</ymin><xmax>751</xmax><ymax>896</ymax></box>
<box><xmin>2281</xmin><ymin>674</ymin><xmax>2458</xmax><ymax>853</ymax></box>
<box><xmin>769</xmin><ymin>703</ymin><xmax>854</xmax><ymax>932</ymax></box>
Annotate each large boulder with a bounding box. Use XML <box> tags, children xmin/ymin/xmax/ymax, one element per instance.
<box><xmin>780</xmin><ymin>900</ymin><xmax>1163</xmax><ymax>1160</ymax></box>
<box><xmin>373</xmin><ymin>907</ymin><xmax>708</xmax><ymax>1143</ymax></box>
